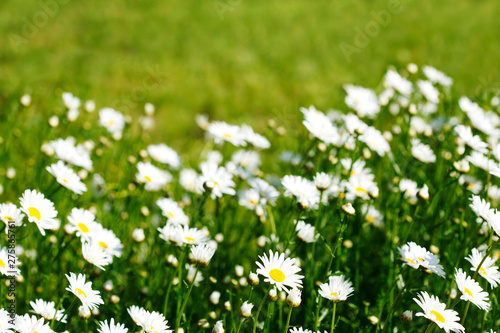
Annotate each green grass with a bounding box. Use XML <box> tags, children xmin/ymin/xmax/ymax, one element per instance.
<box><xmin>1</xmin><ymin>0</ymin><xmax>500</xmax><ymax>148</ymax></box>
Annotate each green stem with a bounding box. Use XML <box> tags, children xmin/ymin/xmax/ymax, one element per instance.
<box><xmin>176</xmin><ymin>266</ymin><xmax>199</xmax><ymax>329</ymax></box>
<box><xmin>284</xmin><ymin>306</ymin><xmax>293</xmax><ymax>333</ymax></box>
<box><xmin>460</xmin><ymin>301</ymin><xmax>471</xmax><ymax>325</ymax></box>
<box><xmin>253</xmin><ymin>288</ymin><xmax>271</xmax><ymax>333</ymax></box>
<box><xmin>331</xmin><ymin>302</ymin><xmax>337</xmax><ymax>333</ymax></box>
<box><xmin>163</xmin><ymin>269</ymin><xmax>174</xmax><ymax>317</ymax></box>
<box><xmin>424</xmin><ymin>322</ymin><xmax>435</xmax><ymax>333</ymax></box>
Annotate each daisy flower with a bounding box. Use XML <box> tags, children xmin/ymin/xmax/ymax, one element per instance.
<box><xmin>136</xmin><ymin>162</ymin><xmax>172</xmax><ymax>191</ymax></box>
<box><xmin>66</xmin><ymin>207</ymin><xmax>100</xmax><ymax>240</ymax></box>
<box><xmin>82</xmin><ymin>241</ymin><xmax>113</xmax><ymax>270</ymax></box>
<box><xmin>255</xmin><ymin>250</ymin><xmax>304</xmax><ymax>292</ymax></box>
<box><xmin>248</xmin><ymin>178</ymin><xmax>280</xmax><ymax>204</ymax></box>
<box><xmin>363</xmin><ymin>205</ymin><xmax>383</xmax><ymax>228</ymax></box>
<box><xmin>13</xmin><ymin>314</ymin><xmax>54</xmax><ymax>333</ymax></box>
<box><xmin>97</xmin><ymin>318</ymin><xmax>128</xmax><ymax>333</ymax></box>
<box><xmin>175</xmin><ymin>224</ymin><xmax>209</xmax><ymax>246</ymax></box>
<box><xmin>199</xmin><ymin>162</ymin><xmax>236</xmax><ymax>199</ymax></box>
<box><xmin>128</xmin><ymin>306</ymin><xmax>173</xmax><ymax>333</ymax></box>
<box><xmin>454</xmin><ymin>268</ymin><xmax>490</xmax><ymax>311</ymax></box>
<box><xmin>179</xmin><ymin>169</ymin><xmax>202</xmax><ymax>194</ymax></box>
<box><xmin>301</xmin><ymin>106</ymin><xmax>342</xmax><ymax>146</ymax></box>
<box><xmin>319</xmin><ymin>275</ymin><xmax>354</xmax><ymax>302</ymax></box>
<box><xmin>465</xmin><ymin>248</ymin><xmax>500</xmax><ymax>288</ymax></box>
<box><xmin>313</xmin><ymin>172</ymin><xmax>333</xmax><ymax>191</ymax></box>
<box><xmin>229</xmin><ymin>150</ymin><xmax>261</xmax><ymax>179</ymax></box>
<box><xmin>46</xmin><ymin>161</ymin><xmax>87</xmax><ymax>194</ymax></box>
<box><xmin>459</xmin><ymin>175</ymin><xmax>482</xmax><ymax>194</ymax></box>
<box><xmin>66</xmin><ymin>272</ymin><xmax>104</xmax><ymax>310</ymax></box>
<box><xmin>344</xmin><ymin>84</ymin><xmax>380</xmax><ymax>118</ymax></box>
<box><xmin>358</xmin><ymin>126</ymin><xmax>390</xmax><ymax>156</ymax></box>
<box><xmin>0</xmin><ymin>203</ymin><xmax>24</xmax><ymax>234</ymax></box>
<box><xmin>282</xmin><ymin>175</ymin><xmax>320</xmax><ymax>209</ymax></box>
<box><xmin>413</xmin><ymin>291</ymin><xmax>464</xmax><ymax>333</ymax></box>
<box><xmin>344</xmin><ymin>173</ymin><xmax>378</xmax><ymax>201</ymax></box>
<box><xmin>0</xmin><ymin>308</ymin><xmax>15</xmax><ymax>332</ymax></box>
<box><xmin>398</xmin><ymin>242</ymin><xmax>445</xmax><ymax>277</ymax></box>
<box><xmin>99</xmin><ymin>107</ymin><xmax>126</xmax><ymax>136</ymax></box>
<box><xmin>30</xmin><ymin>299</ymin><xmax>67</xmax><ymax>323</ymax></box>
<box><xmin>411</xmin><ymin>139</ymin><xmax>436</xmax><ymax>163</ymax></box>
<box><xmin>289</xmin><ymin>328</ymin><xmax>313</xmax><ymax>333</ymax></box>
<box><xmin>422</xmin><ymin>66</ymin><xmax>453</xmax><ymax>86</ymax></box>
<box><xmin>207</xmin><ymin>121</ymin><xmax>246</xmax><ymax>146</ymax></box>
<box><xmin>19</xmin><ymin>189</ymin><xmax>58</xmax><ymax>236</ymax></box>
<box><xmin>49</xmin><ymin>137</ymin><xmax>93</xmax><ymax>170</ymax></box>
<box><xmin>147</xmin><ymin>143</ymin><xmax>181</xmax><ymax>169</ymax></box>
<box><xmin>469</xmin><ymin>195</ymin><xmax>494</xmax><ymax>221</ymax></box>
<box><xmin>384</xmin><ymin>69</ymin><xmax>413</xmax><ymax>96</ymax></box>
<box><xmin>88</xmin><ymin>227</ymin><xmax>123</xmax><ymax>258</ymax></box>
<box><xmin>156</xmin><ymin>198</ymin><xmax>189</xmax><ymax>225</ymax></box>
<box><xmin>466</xmin><ymin>151</ymin><xmax>495</xmax><ymax>171</ymax></box>
<box><xmin>190</xmin><ymin>243</ymin><xmax>216</xmax><ymax>267</ymax></box>
<box><xmin>455</xmin><ymin>125</ymin><xmax>488</xmax><ymax>154</ymax></box>
<box><xmin>295</xmin><ymin>220</ymin><xmax>318</xmax><ymax>243</ymax></box>
<box><xmin>238</xmin><ymin>189</ymin><xmax>262</xmax><ymax>211</ymax></box>
<box><xmin>241</xmin><ymin>124</ymin><xmax>270</xmax><ymax>149</ymax></box>
<box><xmin>0</xmin><ymin>247</ymin><xmax>20</xmax><ymax>276</ymax></box>
<box><xmin>417</xmin><ymin>80</ymin><xmax>440</xmax><ymax>104</ymax></box>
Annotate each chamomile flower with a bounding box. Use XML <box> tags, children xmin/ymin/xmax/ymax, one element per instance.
<box><xmin>179</xmin><ymin>169</ymin><xmax>202</xmax><ymax>194</ymax></box>
<box><xmin>398</xmin><ymin>242</ymin><xmax>445</xmax><ymax>277</ymax></box>
<box><xmin>241</xmin><ymin>124</ymin><xmax>270</xmax><ymax>149</ymax></box>
<box><xmin>301</xmin><ymin>106</ymin><xmax>342</xmax><ymax>146</ymax></box>
<box><xmin>136</xmin><ymin>162</ymin><xmax>172</xmax><ymax>191</ymax></box>
<box><xmin>89</xmin><ymin>227</ymin><xmax>123</xmax><ymax>258</ymax></box>
<box><xmin>422</xmin><ymin>66</ymin><xmax>453</xmax><ymax>86</ymax></box>
<box><xmin>282</xmin><ymin>175</ymin><xmax>320</xmax><ymax>209</ymax></box>
<box><xmin>248</xmin><ymin>178</ymin><xmax>280</xmax><ymax>204</ymax></box>
<box><xmin>238</xmin><ymin>189</ymin><xmax>262</xmax><ymax>211</ymax></box>
<box><xmin>175</xmin><ymin>225</ymin><xmax>209</xmax><ymax>246</ymax></box>
<box><xmin>0</xmin><ymin>308</ymin><xmax>15</xmax><ymax>332</ymax></box>
<box><xmin>0</xmin><ymin>247</ymin><xmax>20</xmax><ymax>276</ymax></box>
<box><xmin>30</xmin><ymin>299</ymin><xmax>66</xmax><ymax>323</ymax></box>
<box><xmin>46</xmin><ymin>161</ymin><xmax>87</xmax><ymax>194</ymax></box>
<box><xmin>13</xmin><ymin>314</ymin><xmax>54</xmax><ymax>333</ymax></box>
<box><xmin>66</xmin><ymin>272</ymin><xmax>104</xmax><ymax>310</ymax></box>
<box><xmin>455</xmin><ymin>125</ymin><xmax>488</xmax><ymax>154</ymax></box>
<box><xmin>255</xmin><ymin>250</ymin><xmax>304</xmax><ymax>292</ymax></box>
<box><xmin>19</xmin><ymin>189</ymin><xmax>58</xmax><ymax>236</ymax></box>
<box><xmin>411</xmin><ymin>139</ymin><xmax>436</xmax><ymax>163</ymax></box>
<box><xmin>358</xmin><ymin>127</ymin><xmax>390</xmax><ymax>156</ymax></box>
<box><xmin>295</xmin><ymin>220</ymin><xmax>318</xmax><ymax>243</ymax></box>
<box><xmin>156</xmin><ymin>198</ymin><xmax>189</xmax><ymax>225</ymax></box>
<box><xmin>384</xmin><ymin>69</ymin><xmax>413</xmax><ymax>96</ymax></box>
<box><xmin>99</xmin><ymin>107</ymin><xmax>126</xmax><ymax>136</ymax></box>
<box><xmin>465</xmin><ymin>248</ymin><xmax>500</xmax><ymax>288</ymax></box>
<box><xmin>97</xmin><ymin>318</ymin><xmax>128</xmax><ymax>333</ymax></box>
<box><xmin>466</xmin><ymin>151</ymin><xmax>495</xmax><ymax>171</ymax></box>
<box><xmin>344</xmin><ymin>84</ymin><xmax>380</xmax><ymax>118</ymax></box>
<box><xmin>459</xmin><ymin>175</ymin><xmax>482</xmax><ymax>194</ymax></box>
<box><xmin>207</xmin><ymin>121</ymin><xmax>246</xmax><ymax>146</ymax></box>
<box><xmin>147</xmin><ymin>143</ymin><xmax>181</xmax><ymax>169</ymax></box>
<box><xmin>413</xmin><ymin>291</ymin><xmax>464</xmax><ymax>333</ymax></box>
<box><xmin>128</xmin><ymin>306</ymin><xmax>173</xmax><ymax>333</ymax></box>
<box><xmin>417</xmin><ymin>80</ymin><xmax>440</xmax><ymax>104</ymax></box>
<box><xmin>82</xmin><ymin>241</ymin><xmax>113</xmax><ymax>271</ymax></box>
<box><xmin>289</xmin><ymin>328</ymin><xmax>312</xmax><ymax>333</ymax></box>
<box><xmin>318</xmin><ymin>275</ymin><xmax>354</xmax><ymax>302</ymax></box>
<box><xmin>199</xmin><ymin>162</ymin><xmax>236</xmax><ymax>199</ymax></box>
<box><xmin>313</xmin><ymin>172</ymin><xmax>333</xmax><ymax>191</ymax></box>
<box><xmin>0</xmin><ymin>203</ymin><xmax>24</xmax><ymax>234</ymax></box>
<box><xmin>454</xmin><ymin>269</ymin><xmax>490</xmax><ymax>311</ymax></box>
<box><xmin>190</xmin><ymin>243</ymin><xmax>216</xmax><ymax>266</ymax></box>
<box><xmin>66</xmin><ymin>207</ymin><xmax>100</xmax><ymax>240</ymax></box>
<box><xmin>49</xmin><ymin>137</ymin><xmax>93</xmax><ymax>171</ymax></box>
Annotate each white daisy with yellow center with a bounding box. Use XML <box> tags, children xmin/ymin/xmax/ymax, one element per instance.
<box><xmin>0</xmin><ymin>246</ymin><xmax>20</xmax><ymax>276</ymax></box>
<box><xmin>127</xmin><ymin>306</ymin><xmax>173</xmax><ymax>333</ymax></box>
<box><xmin>0</xmin><ymin>203</ymin><xmax>24</xmax><ymax>234</ymax></box>
<box><xmin>30</xmin><ymin>298</ymin><xmax>67</xmax><ymax>323</ymax></box>
<box><xmin>318</xmin><ymin>275</ymin><xmax>354</xmax><ymax>302</ymax></box>
<box><xmin>136</xmin><ymin>162</ymin><xmax>172</xmax><ymax>191</ymax></box>
<box><xmin>97</xmin><ymin>318</ymin><xmax>129</xmax><ymax>333</ymax></box>
<box><xmin>255</xmin><ymin>250</ymin><xmax>304</xmax><ymax>292</ymax></box>
<box><xmin>454</xmin><ymin>268</ymin><xmax>490</xmax><ymax>311</ymax></box>
<box><xmin>46</xmin><ymin>161</ymin><xmax>87</xmax><ymax>195</ymax></box>
<box><xmin>66</xmin><ymin>207</ymin><xmax>100</xmax><ymax>241</ymax></box>
<box><xmin>465</xmin><ymin>248</ymin><xmax>500</xmax><ymax>288</ymax></box>
<box><xmin>156</xmin><ymin>198</ymin><xmax>189</xmax><ymax>225</ymax></box>
<box><xmin>66</xmin><ymin>272</ymin><xmax>104</xmax><ymax>311</ymax></box>
<box><xmin>413</xmin><ymin>291</ymin><xmax>465</xmax><ymax>333</ymax></box>
<box><xmin>19</xmin><ymin>189</ymin><xmax>58</xmax><ymax>236</ymax></box>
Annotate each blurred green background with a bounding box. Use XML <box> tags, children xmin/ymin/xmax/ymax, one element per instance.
<box><xmin>1</xmin><ymin>0</ymin><xmax>499</xmax><ymax>147</ymax></box>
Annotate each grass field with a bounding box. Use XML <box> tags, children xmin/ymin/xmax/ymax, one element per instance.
<box><xmin>1</xmin><ymin>1</ymin><xmax>500</xmax><ymax>333</ymax></box>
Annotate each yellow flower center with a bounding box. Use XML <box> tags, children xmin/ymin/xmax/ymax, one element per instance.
<box><xmin>62</xmin><ymin>178</ymin><xmax>69</xmax><ymax>184</ymax></box>
<box><xmin>464</xmin><ymin>287</ymin><xmax>473</xmax><ymax>298</ymax></box>
<box><xmin>431</xmin><ymin>310</ymin><xmax>445</xmax><ymax>323</ymax></box>
<box><xmin>0</xmin><ymin>259</ymin><xmax>5</xmax><ymax>268</ymax></box>
<box><xmin>249</xmin><ymin>199</ymin><xmax>258</xmax><ymax>205</ymax></box>
<box><xmin>467</xmin><ymin>183</ymin><xmax>474</xmax><ymax>189</ymax></box>
<box><xmin>144</xmin><ymin>176</ymin><xmax>152</xmax><ymax>183</ymax></box>
<box><xmin>78</xmin><ymin>223</ymin><xmax>89</xmax><ymax>233</ymax></box>
<box><xmin>99</xmin><ymin>241</ymin><xmax>108</xmax><ymax>249</ymax></box>
<box><xmin>356</xmin><ymin>187</ymin><xmax>367</xmax><ymax>194</ymax></box>
<box><xmin>185</xmin><ymin>237</ymin><xmax>195</xmax><ymax>243</ymax></box>
<box><xmin>330</xmin><ymin>292</ymin><xmax>338</xmax><ymax>296</ymax></box>
<box><xmin>367</xmin><ymin>215</ymin><xmax>375</xmax><ymax>223</ymax></box>
<box><xmin>166</xmin><ymin>211</ymin><xmax>175</xmax><ymax>219</ymax></box>
<box><xmin>223</xmin><ymin>133</ymin><xmax>233</xmax><ymax>139</ymax></box>
<box><xmin>350</xmin><ymin>171</ymin><xmax>355</xmax><ymax>176</ymax></box>
<box><xmin>3</xmin><ymin>216</ymin><xmax>12</xmax><ymax>221</ymax></box>
<box><xmin>269</xmin><ymin>268</ymin><xmax>286</xmax><ymax>282</ymax></box>
<box><xmin>75</xmin><ymin>288</ymin><xmax>87</xmax><ymax>298</ymax></box>
<box><xmin>406</xmin><ymin>258</ymin><xmax>416</xmax><ymax>265</ymax></box>
<box><xmin>28</xmin><ymin>207</ymin><xmax>41</xmax><ymax>221</ymax></box>
<box><xmin>479</xmin><ymin>267</ymin><xmax>487</xmax><ymax>275</ymax></box>
<box><xmin>107</xmin><ymin>120</ymin><xmax>114</xmax><ymax>126</ymax></box>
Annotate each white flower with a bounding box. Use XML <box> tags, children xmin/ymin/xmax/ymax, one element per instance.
<box><xmin>99</xmin><ymin>108</ymin><xmax>126</xmax><ymax>135</ymax></box>
<box><xmin>0</xmin><ymin>247</ymin><xmax>21</xmax><ymax>276</ymax></box>
<box><xmin>156</xmin><ymin>198</ymin><xmax>189</xmax><ymax>225</ymax></box>
<box><xmin>282</xmin><ymin>175</ymin><xmax>320</xmax><ymax>209</ymax></box>
<box><xmin>66</xmin><ymin>272</ymin><xmax>104</xmax><ymax>311</ymax></box>
<box><xmin>241</xmin><ymin>124</ymin><xmax>270</xmax><ymax>149</ymax></box>
<box><xmin>465</xmin><ymin>248</ymin><xmax>500</xmax><ymax>288</ymax></box>
<box><xmin>411</xmin><ymin>139</ymin><xmax>436</xmax><ymax>163</ymax></box>
<box><xmin>344</xmin><ymin>84</ymin><xmax>380</xmax><ymax>118</ymax></box>
<box><xmin>358</xmin><ymin>127</ymin><xmax>390</xmax><ymax>156</ymax></box>
<box><xmin>89</xmin><ymin>227</ymin><xmax>124</xmax><ymax>258</ymax></box>
<box><xmin>384</xmin><ymin>69</ymin><xmax>413</xmax><ymax>96</ymax></box>
<box><xmin>19</xmin><ymin>189</ymin><xmax>58</xmax><ymax>236</ymax></box>
<box><xmin>46</xmin><ymin>161</ymin><xmax>87</xmax><ymax>194</ymax></box>
<box><xmin>301</xmin><ymin>106</ymin><xmax>342</xmax><ymax>146</ymax></box>
<box><xmin>0</xmin><ymin>203</ymin><xmax>24</xmax><ymax>234</ymax></box>
<box><xmin>30</xmin><ymin>299</ymin><xmax>66</xmax><ymax>322</ymax></box>
<box><xmin>97</xmin><ymin>318</ymin><xmax>128</xmax><ymax>333</ymax></box>
<box><xmin>422</xmin><ymin>66</ymin><xmax>453</xmax><ymax>86</ymax></box>
<box><xmin>207</xmin><ymin>121</ymin><xmax>246</xmax><ymax>146</ymax></box>
<box><xmin>413</xmin><ymin>291</ymin><xmax>464</xmax><ymax>333</ymax></box>
<box><xmin>466</xmin><ymin>151</ymin><xmax>495</xmax><ymax>171</ymax></box>
<box><xmin>454</xmin><ymin>268</ymin><xmax>490</xmax><ymax>311</ymax></box>
<box><xmin>213</xmin><ymin>320</ymin><xmax>224</xmax><ymax>333</ymax></box>
<box><xmin>319</xmin><ymin>275</ymin><xmax>354</xmax><ymax>302</ymax></box>
<box><xmin>49</xmin><ymin>137</ymin><xmax>93</xmax><ymax>170</ymax></box>
<box><xmin>127</xmin><ymin>306</ymin><xmax>173</xmax><ymax>333</ymax></box>
<box><xmin>313</xmin><ymin>172</ymin><xmax>333</xmax><ymax>191</ymax></box>
<box><xmin>255</xmin><ymin>250</ymin><xmax>304</xmax><ymax>292</ymax></box>
<box><xmin>248</xmin><ymin>178</ymin><xmax>280</xmax><ymax>204</ymax></box>
<box><xmin>295</xmin><ymin>220</ymin><xmax>318</xmax><ymax>243</ymax></box>
<box><xmin>179</xmin><ymin>169</ymin><xmax>202</xmax><ymax>194</ymax></box>
<box><xmin>66</xmin><ymin>207</ymin><xmax>100</xmax><ymax>240</ymax></box>
<box><xmin>0</xmin><ymin>308</ymin><xmax>15</xmax><ymax>332</ymax></box>
<box><xmin>136</xmin><ymin>162</ymin><xmax>172</xmax><ymax>191</ymax></box>
<box><xmin>417</xmin><ymin>80</ymin><xmax>440</xmax><ymax>104</ymax></box>
<box><xmin>82</xmin><ymin>241</ymin><xmax>113</xmax><ymax>271</ymax></box>
<box><xmin>199</xmin><ymin>163</ymin><xmax>235</xmax><ymax>199</ymax></box>
<box><xmin>454</xmin><ymin>125</ymin><xmax>488</xmax><ymax>154</ymax></box>
<box><xmin>190</xmin><ymin>243</ymin><xmax>216</xmax><ymax>266</ymax></box>
<box><xmin>13</xmin><ymin>314</ymin><xmax>54</xmax><ymax>333</ymax></box>
<box><xmin>286</xmin><ymin>288</ymin><xmax>302</xmax><ymax>307</ymax></box>
<box><xmin>147</xmin><ymin>144</ymin><xmax>181</xmax><ymax>169</ymax></box>
<box><xmin>398</xmin><ymin>242</ymin><xmax>445</xmax><ymax>277</ymax></box>
<box><xmin>239</xmin><ymin>301</ymin><xmax>253</xmax><ymax>317</ymax></box>
<box><xmin>238</xmin><ymin>189</ymin><xmax>262</xmax><ymax>211</ymax></box>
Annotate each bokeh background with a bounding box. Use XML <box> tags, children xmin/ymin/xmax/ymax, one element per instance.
<box><xmin>1</xmin><ymin>0</ymin><xmax>500</xmax><ymax>148</ymax></box>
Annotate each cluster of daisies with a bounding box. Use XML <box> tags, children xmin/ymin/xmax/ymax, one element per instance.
<box><xmin>1</xmin><ymin>64</ymin><xmax>500</xmax><ymax>333</ymax></box>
